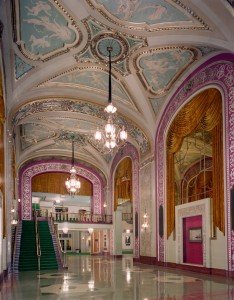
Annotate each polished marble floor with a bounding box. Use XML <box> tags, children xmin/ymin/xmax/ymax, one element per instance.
<box><xmin>1</xmin><ymin>255</ymin><xmax>234</xmax><ymax>299</ymax></box>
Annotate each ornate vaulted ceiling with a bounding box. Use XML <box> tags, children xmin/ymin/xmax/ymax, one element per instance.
<box><xmin>0</xmin><ymin>0</ymin><xmax>233</xmax><ymax>176</ymax></box>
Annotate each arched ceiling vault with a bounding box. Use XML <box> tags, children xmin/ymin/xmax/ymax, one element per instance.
<box><xmin>0</xmin><ymin>0</ymin><xmax>233</xmax><ymax>177</ymax></box>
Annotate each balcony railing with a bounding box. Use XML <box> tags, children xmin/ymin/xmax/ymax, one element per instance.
<box><xmin>42</xmin><ymin>211</ymin><xmax>113</xmax><ymax>224</ymax></box>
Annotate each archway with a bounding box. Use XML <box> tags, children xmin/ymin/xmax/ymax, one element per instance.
<box><xmin>19</xmin><ymin>160</ymin><xmax>104</xmax><ymax>220</ymax></box>
<box><xmin>166</xmin><ymin>88</ymin><xmax>223</xmax><ymax>239</ymax></box>
<box><xmin>155</xmin><ymin>53</ymin><xmax>233</xmax><ymax>270</ymax></box>
<box><xmin>111</xmin><ymin>143</ymin><xmax>139</xmax><ymax>257</ymax></box>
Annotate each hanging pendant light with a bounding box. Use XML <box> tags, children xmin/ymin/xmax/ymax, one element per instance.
<box><xmin>65</xmin><ymin>138</ymin><xmax>81</xmax><ymax>195</ymax></box>
<box><xmin>94</xmin><ymin>46</ymin><xmax>127</xmax><ymax>151</ymax></box>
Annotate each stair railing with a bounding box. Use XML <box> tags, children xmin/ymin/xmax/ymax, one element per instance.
<box><xmin>34</xmin><ymin>210</ymin><xmax>41</xmax><ymax>271</ymax></box>
<box><xmin>50</xmin><ymin>216</ymin><xmax>67</xmax><ymax>268</ymax></box>
<box><xmin>12</xmin><ymin>220</ymin><xmax>22</xmax><ymax>272</ymax></box>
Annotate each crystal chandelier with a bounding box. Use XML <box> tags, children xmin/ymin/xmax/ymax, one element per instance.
<box><xmin>65</xmin><ymin>138</ymin><xmax>81</xmax><ymax>195</ymax></box>
<box><xmin>94</xmin><ymin>47</ymin><xmax>127</xmax><ymax>150</ymax></box>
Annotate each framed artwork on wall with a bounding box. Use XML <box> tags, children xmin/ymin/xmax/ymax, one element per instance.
<box><xmin>189</xmin><ymin>227</ymin><xmax>202</xmax><ymax>242</ymax></box>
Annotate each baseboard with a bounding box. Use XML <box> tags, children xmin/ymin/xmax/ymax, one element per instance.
<box><xmin>136</xmin><ymin>256</ymin><xmax>230</xmax><ymax>277</ymax></box>
<box><xmin>134</xmin><ymin>256</ymin><xmax>158</xmax><ymax>265</ymax></box>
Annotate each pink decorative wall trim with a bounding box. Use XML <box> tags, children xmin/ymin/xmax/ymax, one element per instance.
<box><xmin>19</xmin><ymin>160</ymin><xmax>104</xmax><ymax>220</ymax></box>
<box><xmin>155</xmin><ymin>53</ymin><xmax>234</xmax><ymax>267</ymax></box>
<box><xmin>111</xmin><ymin>143</ymin><xmax>140</xmax><ymax>258</ymax></box>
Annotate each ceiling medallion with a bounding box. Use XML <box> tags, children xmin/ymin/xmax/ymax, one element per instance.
<box><xmin>91</xmin><ymin>33</ymin><xmax>129</xmax><ymax>63</ymax></box>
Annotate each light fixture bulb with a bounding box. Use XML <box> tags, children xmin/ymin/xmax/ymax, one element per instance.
<box><xmin>105</xmin><ymin>121</ymin><xmax>115</xmax><ymax>135</ymax></box>
<box><xmin>105</xmin><ymin>140</ymin><xmax>111</xmax><ymax>148</ymax></box>
<box><xmin>104</xmin><ymin>103</ymin><xmax>117</xmax><ymax>114</ymax></box>
<box><xmin>94</xmin><ymin>129</ymin><xmax>102</xmax><ymax>141</ymax></box>
<box><xmin>120</xmin><ymin>127</ymin><xmax>127</xmax><ymax>140</ymax></box>
<box><xmin>110</xmin><ymin>139</ymin><xmax>116</xmax><ymax>148</ymax></box>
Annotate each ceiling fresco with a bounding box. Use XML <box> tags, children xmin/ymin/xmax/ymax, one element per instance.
<box><xmin>136</xmin><ymin>47</ymin><xmax>197</xmax><ymax>96</ymax></box>
<box><xmin>42</xmin><ymin>68</ymin><xmax>133</xmax><ymax>107</ymax></box>
<box><xmin>87</xmin><ymin>0</ymin><xmax>209</xmax><ymax>31</ymax></box>
<box><xmin>15</xmin><ymin>0</ymin><xmax>82</xmax><ymax>61</ymax></box>
<box><xmin>2</xmin><ymin>0</ymin><xmax>232</xmax><ymax>173</ymax></box>
<box><xmin>13</xmin><ymin>99</ymin><xmax>151</xmax><ymax>156</ymax></box>
<box><xmin>74</xmin><ymin>18</ymin><xmax>147</xmax><ymax>76</ymax></box>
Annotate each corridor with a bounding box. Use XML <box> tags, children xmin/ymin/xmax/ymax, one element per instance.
<box><xmin>1</xmin><ymin>255</ymin><xmax>234</xmax><ymax>299</ymax></box>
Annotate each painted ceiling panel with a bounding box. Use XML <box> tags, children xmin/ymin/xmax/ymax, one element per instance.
<box><xmin>16</xmin><ymin>0</ymin><xmax>82</xmax><ymax>60</ymax></box>
<box><xmin>136</xmin><ymin>48</ymin><xmax>196</xmax><ymax>96</ymax></box>
<box><xmin>45</xmin><ymin>68</ymin><xmax>132</xmax><ymax>104</ymax></box>
<box><xmin>88</xmin><ymin>0</ymin><xmax>209</xmax><ymax>30</ymax></box>
<box><xmin>94</xmin><ymin>0</ymin><xmax>190</xmax><ymax>24</ymax></box>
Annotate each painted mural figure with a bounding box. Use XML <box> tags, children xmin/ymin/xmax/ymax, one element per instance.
<box><xmin>116</xmin><ymin>0</ymin><xmax>167</xmax><ymax>21</ymax></box>
<box><xmin>25</xmin><ymin>1</ymin><xmax>52</xmax><ymax>16</ymax></box>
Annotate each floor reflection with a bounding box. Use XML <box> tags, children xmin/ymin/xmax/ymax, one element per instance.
<box><xmin>1</xmin><ymin>255</ymin><xmax>234</xmax><ymax>299</ymax></box>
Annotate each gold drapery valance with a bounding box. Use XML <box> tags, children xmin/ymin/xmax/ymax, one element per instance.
<box><xmin>166</xmin><ymin>88</ymin><xmax>224</xmax><ymax>238</ymax></box>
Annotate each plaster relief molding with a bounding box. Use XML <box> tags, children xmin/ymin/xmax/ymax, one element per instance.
<box><xmin>155</xmin><ymin>53</ymin><xmax>234</xmax><ymax>266</ymax></box>
<box><xmin>19</xmin><ymin>160</ymin><xmax>104</xmax><ymax>220</ymax></box>
<box><xmin>175</xmin><ymin>198</ymin><xmax>211</xmax><ymax>267</ymax></box>
<box><xmin>111</xmin><ymin>143</ymin><xmax>140</xmax><ymax>257</ymax></box>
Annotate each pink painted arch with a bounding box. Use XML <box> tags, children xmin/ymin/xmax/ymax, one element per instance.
<box><xmin>19</xmin><ymin>160</ymin><xmax>104</xmax><ymax>220</ymax></box>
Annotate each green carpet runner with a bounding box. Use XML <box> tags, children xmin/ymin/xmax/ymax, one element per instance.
<box><xmin>18</xmin><ymin>221</ymin><xmax>37</xmax><ymax>271</ymax></box>
<box><xmin>38</xmin><ymin>221</ymin><xmax>58</xmax><ymax>270</ymax></box>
